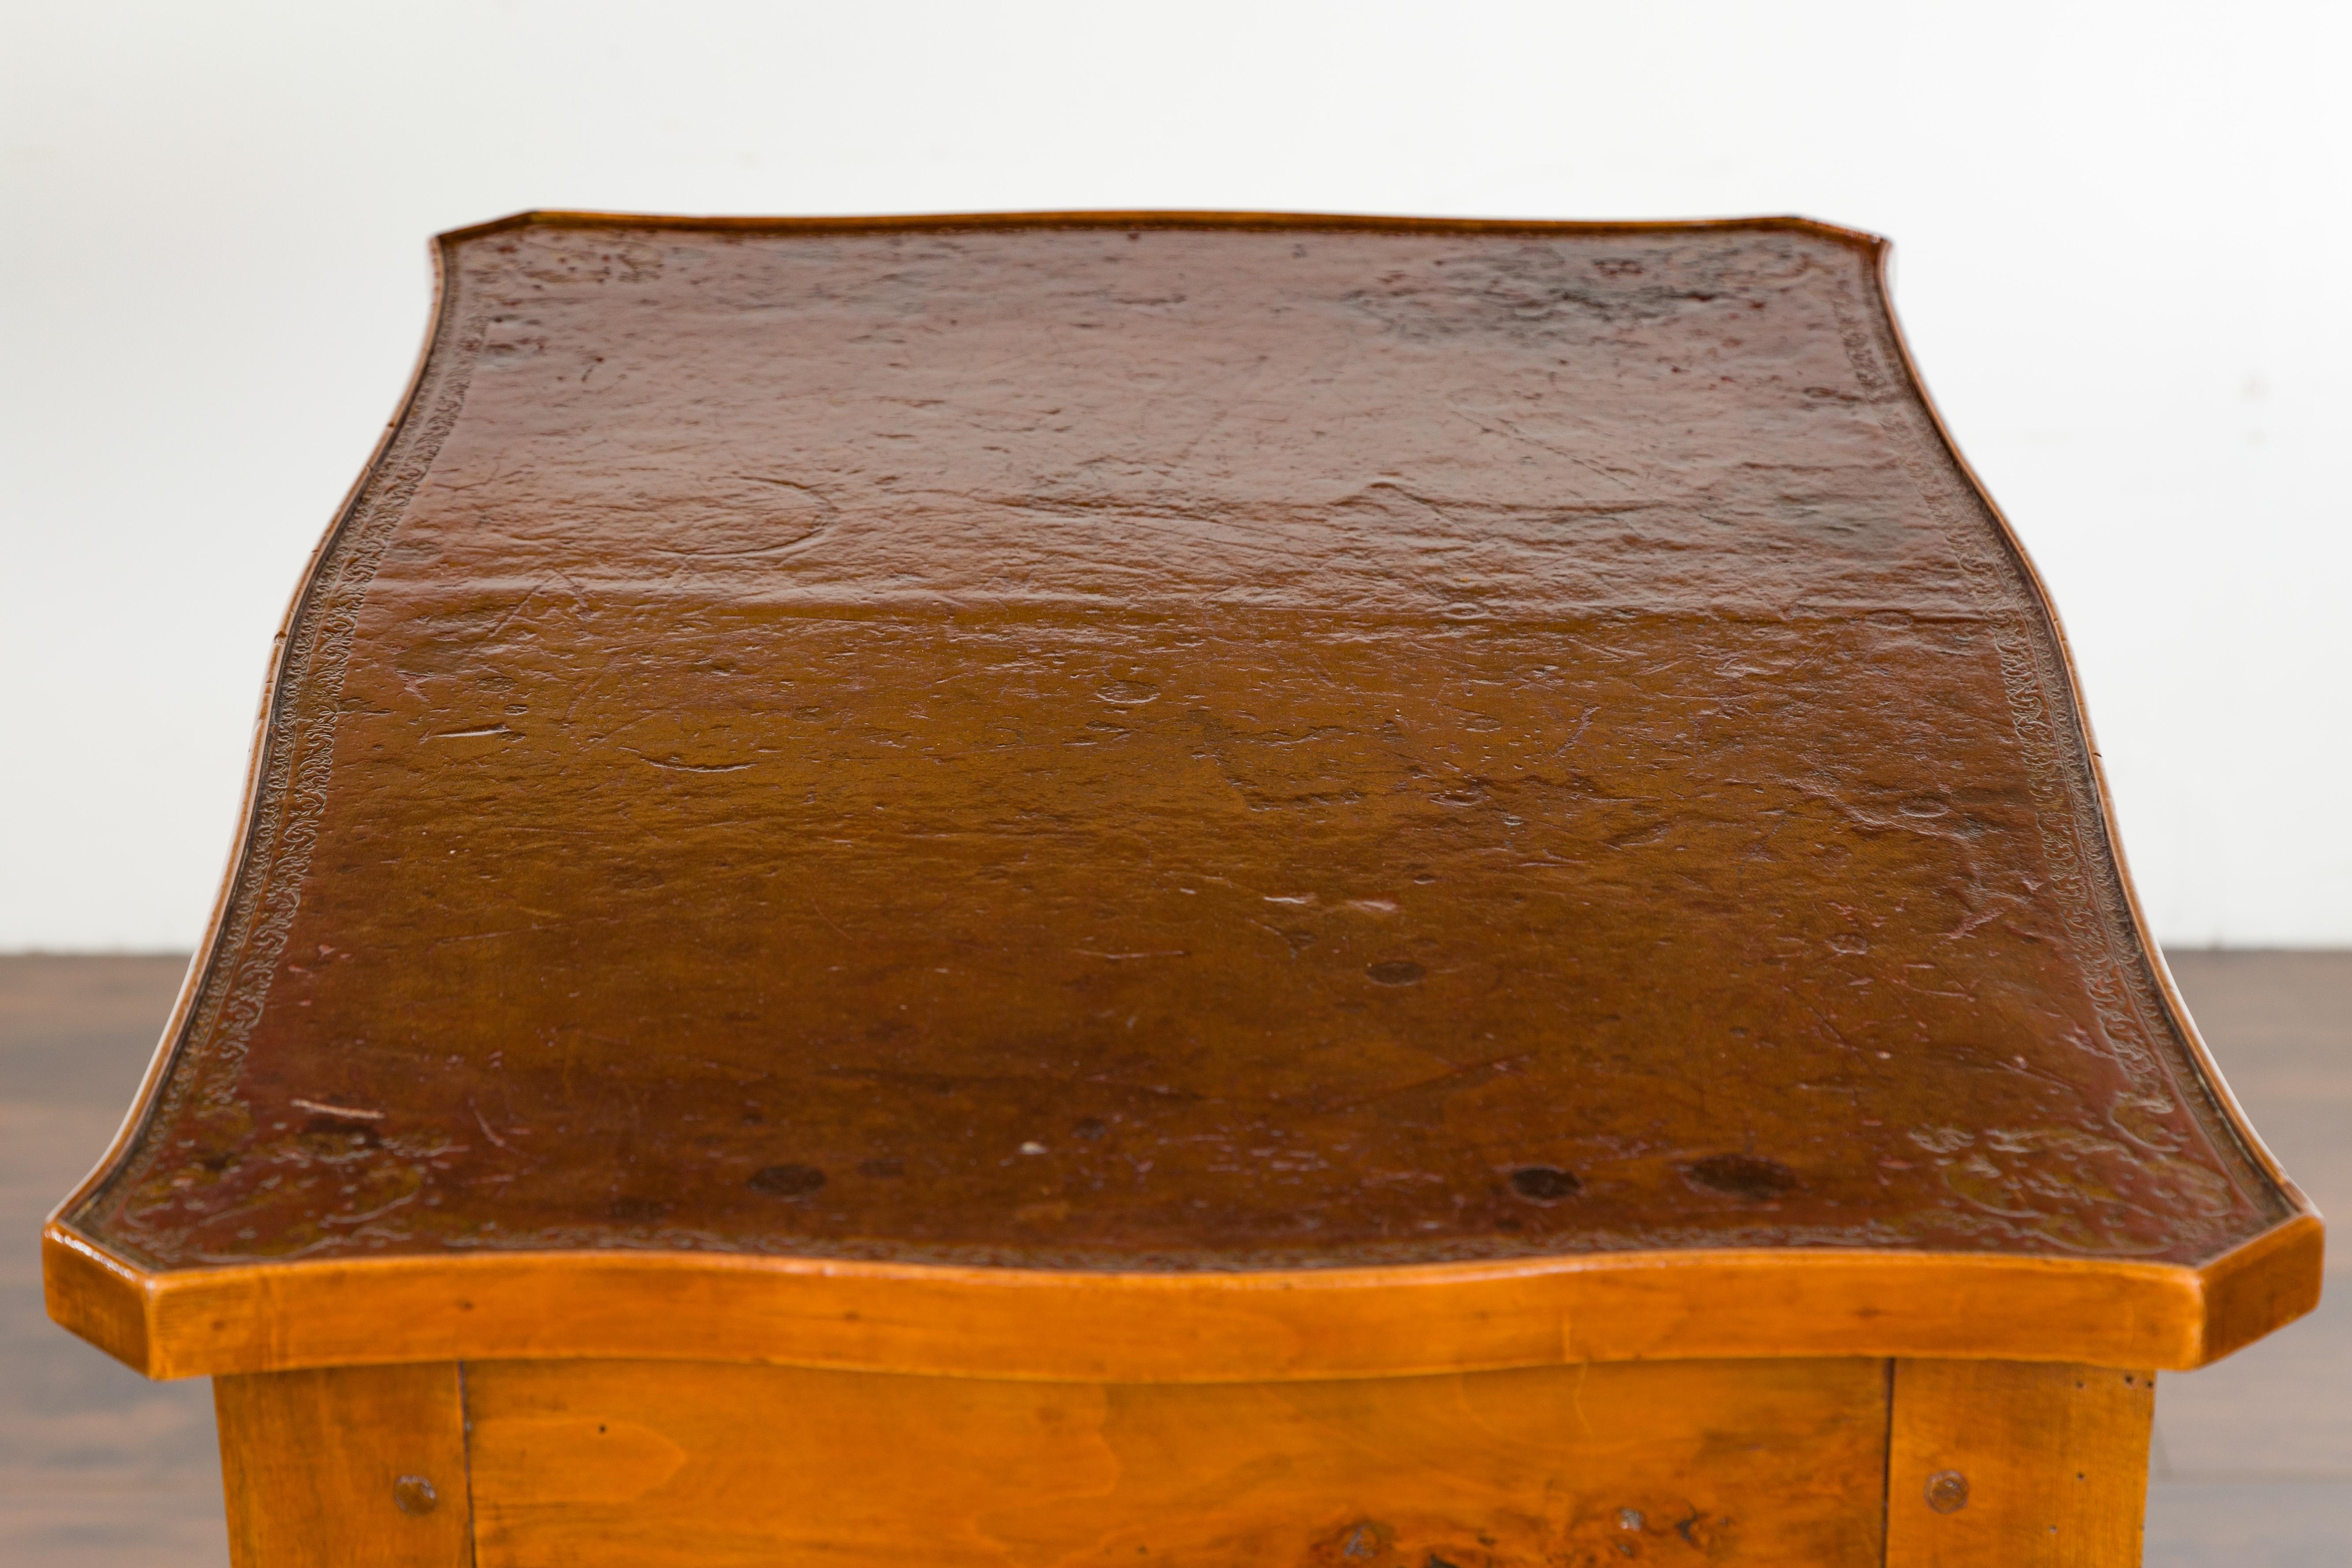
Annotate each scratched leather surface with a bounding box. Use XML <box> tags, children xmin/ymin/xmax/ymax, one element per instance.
<box><xmin>75</xmin><ymin>218</ymin><xmax>2289</xmax><ymax>1270</ymax></box>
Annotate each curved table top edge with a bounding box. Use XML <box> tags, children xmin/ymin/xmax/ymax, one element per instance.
<box><xmin>45</xmin><ymin>1210</ymin><xmax>2321</xmax><ymax>1382</ymax></box>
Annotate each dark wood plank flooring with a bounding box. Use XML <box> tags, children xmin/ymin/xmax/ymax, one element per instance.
<box><xmin>2144</xmin><ymin>951</ymin><xmax>2352</xmax><ymax>1565</ymax></box>
<box><xmin>2</xmin><ymin>956</ymin><xmax>221</xmax><ymax>1567</ymax></box>
<box><xmin>3</xmin><ymin>951</ymin><xmax>2344</xmax><ymax>1564</ymax></box>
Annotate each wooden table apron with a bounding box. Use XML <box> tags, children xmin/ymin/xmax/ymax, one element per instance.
<box><xmin>45</xmin><ymin>212</ymin><xmax>2322</xmax><ymax>1566</ymax></box>
<box><xmin>209</xmin><ymin>1354</ymin><xmax>2155</xmax><ymax>1568</ymax></box>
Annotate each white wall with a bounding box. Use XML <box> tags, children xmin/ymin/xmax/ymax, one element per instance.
<box><xmin>4</xmin><ymin>0</ymin><xmax>2348</xmax><ymax>950</ymax></box>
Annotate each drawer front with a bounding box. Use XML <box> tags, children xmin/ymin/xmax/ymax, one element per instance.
<box><xmin>463</xmin><ymin>1356</ymin><xmax>1891</xmax><ymax>1568</ymax></box>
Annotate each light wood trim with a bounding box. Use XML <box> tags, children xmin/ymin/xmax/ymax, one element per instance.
<box><xmin>1885</xmin><ymin>1359</ymin><xmax>2154</xmax><ymax>1566</ymax></box>
<box><xmin>216</xmin><ymin>1360</ymin><xmax>473</xmax><ymax>1567</ymax></box>
<box><xmin>2194</xmin><ymin>1210</ymin><xmax>2330</xmax><ymax>1361</ymax></box>
<box><xmin>49</xmin><ymin>1213</ymin><xmax>2320</xmax><ymax>1383</ymax></box>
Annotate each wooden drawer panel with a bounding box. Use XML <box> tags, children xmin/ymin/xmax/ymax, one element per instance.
<box><xmin>464</xmin><ymin>1356</ymin><xmax>1891</xmax><ymax>1567</ymax></box>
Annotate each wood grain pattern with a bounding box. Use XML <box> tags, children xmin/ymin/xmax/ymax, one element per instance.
<box><xmin>1886</xmin><ymin>1359</ymin><xmax>2154</xmax><ymax>1566</ymax></box>
<box><xmin>46</xmin><ymin>1217</ymin><xmax>2322</xmax><ymax>1381</ymax></box>
<box><xmin>42</xmin><ymin>211</ymin><xmax>2320</xmax><ymax>1383</ymax></box>
<box><xmin>465</xmin><ymin>1355</ymin><xmax>1890</xmax><ymax>1568</ymax></box>
<box><xmin>214</xmin><ymin>1361</ymin><xmax>470</xmax><ymax>1568</ymax></box>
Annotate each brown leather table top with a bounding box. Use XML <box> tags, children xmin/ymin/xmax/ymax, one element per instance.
<box><xmin>70</xmin><ymin>214</ymin><xmax>2293</xmax><ymax>1275</ymax></box>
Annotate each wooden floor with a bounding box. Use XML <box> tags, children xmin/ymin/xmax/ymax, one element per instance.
<box><xmin>3</xmin><ymin>952</ymin><xmax>2344</xmax><ymax>1566</ymax></box>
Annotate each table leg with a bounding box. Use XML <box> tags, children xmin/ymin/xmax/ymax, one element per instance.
<box><xmin>215</xmin><ymin>1361</ymin><xmax>472</xmax><ymax>1567</ymax></box>
<box><xmin>1885</xmin><ymin>1359</ymin><xmax>2154</xmax><ymax>1566</ymax></box>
